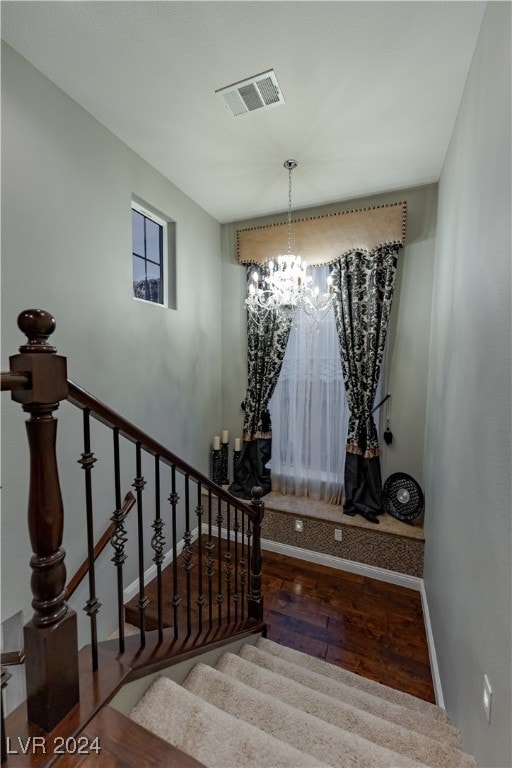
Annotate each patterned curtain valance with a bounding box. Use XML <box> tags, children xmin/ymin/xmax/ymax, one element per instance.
<box><xmin>237</xmin><ymin>201</ymin><xmax>407</xmax><ymax>267</ymax></box>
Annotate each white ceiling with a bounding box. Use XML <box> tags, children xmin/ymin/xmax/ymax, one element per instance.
<box><xmin>1</xmin><ymin>1</ymin><xmax>486</xmax><ymax>223</ymax></box>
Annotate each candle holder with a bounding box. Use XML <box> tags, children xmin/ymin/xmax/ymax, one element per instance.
<box><xmin>211</xmin><ymin>447</ymin><xmax>222</xmax><ymax>485</ymax></box>
<box><xmin>220</xmin><ymin>442</ymin><xmax>229</xmax><ymax>485</ymax></box>
<box><xmin>233</xmin><ymin>449</ymin><xmax>242</xmax><ymax>481</ymax></box>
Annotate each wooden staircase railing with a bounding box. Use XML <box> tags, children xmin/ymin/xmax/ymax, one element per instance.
<box><xmin>1</xmin><ymin>309</ymin><xmax>266</xmax><ymax>765</ymax></box>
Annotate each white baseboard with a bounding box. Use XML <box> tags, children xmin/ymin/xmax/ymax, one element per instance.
<box><xmin>260</xmin><ymin>536</ymin><xmax>424</xmax><ymax>591</ymax></box>
<box><xmin>419</xmin><ymin>580</ymin><xmax>445</xmax><ymax>709</ymax></box>
<box><xmin>123</xmin><ymin>525</ymin><xmax>445</xmax><ymax>708</ymax></box>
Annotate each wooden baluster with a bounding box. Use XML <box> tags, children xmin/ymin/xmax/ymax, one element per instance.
<box><xmin>9</xmin><ymin>309</ymin><xmax>79</xmax><ymax>731</ymax></box>
<box><xmin>248</xmin><ymin>486</ymin><xmax>264</xmax><ymax>622</ymax></box>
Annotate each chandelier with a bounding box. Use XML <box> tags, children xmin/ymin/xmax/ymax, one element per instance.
<box><xmin>245</xmin><ymin>159</ymin><xmax>335</xmax><ymax>327</ymax></box>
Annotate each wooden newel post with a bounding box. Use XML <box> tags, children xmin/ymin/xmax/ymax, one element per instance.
<box><xmin>9</xmin><ymin>309</ymin><xmax>79</xmax><ymax>732</ymax></box>
<box><xmin>248</xmin><ymin>486</ymin><xmax>264</xmax><ymax>622</ymax></box>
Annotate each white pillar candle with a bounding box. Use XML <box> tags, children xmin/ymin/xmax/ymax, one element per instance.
<box><xmin>221</xmin><ymin>430</ymin><xmax>229</xmax><ymax>444</ymax></box>
<box><xmin>234</xmin><ymin>438</ymin><xmax>241</xmax><ymax>452</ymax></box>
<box><xmin>212</xmin><ymin>436</ymin><xmax>221</xmax><ymax>450</ymax></box>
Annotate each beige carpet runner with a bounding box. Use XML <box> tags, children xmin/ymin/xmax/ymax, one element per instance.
<box><xmin>130</xmin><ymin>636</ymin><xmax>477</xmax><ymax>768</ymax></box>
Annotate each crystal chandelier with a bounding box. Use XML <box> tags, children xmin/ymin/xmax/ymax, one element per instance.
<box><xmin>245</xmin><ymin>159</ymin><xmax>334</xmax><ymax>327</ymax></box>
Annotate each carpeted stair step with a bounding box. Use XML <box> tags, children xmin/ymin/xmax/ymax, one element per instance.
<box><xmin>130</xmin><ymin>675</ymin><xmax>329</xmax><ymax>768</ymax></box>
<box><xmin>216</xmin><ymin>651</ymin><xmax>476</xmax><ymax>768</ymax></box>
<box><xmin>241</xmin><ymin>642</ymin><xmax>461</xmax><ymax>748</ymax></box>
<box><xmin>183</xmin><ymin>662</ymin><xmax>431</xmax><ymax>768</ymax></box>
<box><xmin>257</xmin><ymin>636</ymin><xmax>448</xmax><ymax>723</ymax></box>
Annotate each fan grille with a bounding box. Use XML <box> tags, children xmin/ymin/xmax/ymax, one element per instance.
<box><xmin>383</xmin><ymin>473</ymin><xmax>424</xmax><ymax>522</ymax></box>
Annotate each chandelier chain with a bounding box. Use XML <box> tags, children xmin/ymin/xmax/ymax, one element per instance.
<box><xmin>287</xmin><ymin>165</ymin><xmax>293</xmax><ymax>254</ymax></box>
<box><xmin>244</xmin><ymin>157</ymin><xmax>335</xmax><ymax>329</ymax></box>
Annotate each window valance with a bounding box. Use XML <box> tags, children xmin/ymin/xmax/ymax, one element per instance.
<box><xmin>236</xmin><ymin>201</ymin><xmax>407</xmax><ymax>267</ymax></box>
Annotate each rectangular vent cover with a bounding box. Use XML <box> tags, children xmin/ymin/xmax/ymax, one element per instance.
<box><xmin>216</xmin><ymin>69</ymin><xmax>285</xmax><ymax>117</ymax></box>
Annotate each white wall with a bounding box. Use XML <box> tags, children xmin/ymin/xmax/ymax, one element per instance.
<box><xmin>1</xmin><ymin>43</ymin><xmax>223</xmax><ymax>635</ymax></box>
<box><xmin>221</xmin><ymin>184</ymin><xmax>437</xmax><ymax>491</ymax></box>
<box><xmin>423</xmin><ymin>4</ymin><xmax>511</xmax><ymax>766</ymax></box>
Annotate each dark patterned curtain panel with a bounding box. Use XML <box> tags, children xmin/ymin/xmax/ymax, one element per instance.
<box><xmin>331</xmin><ymin>244</ymin><xmax>399</xmax><ymax>523</ymax></box>
<box><xmin>229</xmin><ymin>264</ymin><xmax>293</xmax><ymax>499</ymax></box>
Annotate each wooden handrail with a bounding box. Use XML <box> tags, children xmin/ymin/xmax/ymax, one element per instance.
<box><xmin>0</xmin><ymin>650</ymin><xmax>25</xmax><ymax>667</ymax></box>
<box><xmin>0</xmin><ymin>371</ymin><xmax>31</xmax><ymax>392</ymax></box>
<box><xmin>66</xmin><ymin>491</ymin><xmax>136</xmax><ymax>601</ymax></box>
<box><xmin>67</xmin><ymin>379</ymin><xmax>257</xmax><ymax>522</ymax></box>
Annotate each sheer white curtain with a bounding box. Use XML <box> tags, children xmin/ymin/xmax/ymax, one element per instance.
<box><xmin>268</xmin><ymin>266</ymin><xmax>349</xmax><ymax>504</ymax></box>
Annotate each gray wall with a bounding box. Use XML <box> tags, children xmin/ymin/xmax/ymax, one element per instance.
<box><xmin>221</xmin><ymin>184</ymin><xmax>437</xmax><ymax>490</ymax></box>
<box><xmin>1</xmin><ymin>43</ymin><xmax>223</xmax><ymax>635</ymax></box>
<box><xmin>423</xmin><ymin>4</ymin><xmax>511</xmax><ymax>767</ymax></box>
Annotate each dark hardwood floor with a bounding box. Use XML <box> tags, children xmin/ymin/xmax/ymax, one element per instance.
<box><xmin>7</xmin><ymin>541</ymin><xmax>434</xmax><ymax>768</ymax></box>
<box><xmin>261</xmin><ymin>550</ymin><xmax>435</xmax><ymax>703</ymax></box>
<box><xmin>126</xmin><ymin>539</ymin><xmax>435</xmax><ymax>704</ymax></box>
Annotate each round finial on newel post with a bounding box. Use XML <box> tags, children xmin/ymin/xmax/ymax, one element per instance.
<box><xmin>17</xmin><ymin>309</ymin><xmax>57</xmax><ymax>353</ymax></box>
<box><xmin>251</xmin><ymin>486</ymin><xmax>264</xmax><ymax>501</ymax></box>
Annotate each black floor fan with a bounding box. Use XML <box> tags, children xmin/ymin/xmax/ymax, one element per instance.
<box><xmin>382</xmin><ymin>473</ymin><xmax>424</xmax><ymax>524</ymax></box>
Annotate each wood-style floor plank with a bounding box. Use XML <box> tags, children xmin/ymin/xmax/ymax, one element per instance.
<box><xmin>261</xmin><ymin>549</ymin><xmax>435</xmax><ymax>702</ymax></box>
<box><xmin>126</xmin><ymin>538</ymin><xmax>435</xmax><ymax>703</ymax></box>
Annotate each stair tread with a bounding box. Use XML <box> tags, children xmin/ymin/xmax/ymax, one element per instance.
<box><xmin>216</xmin><ymin>651</ymin><xmax>476</xmax><ymax>768</ymax></box>
<box><xmin>128</xmin><ymin>636</ymin><xmax>477</xmax><ymax>768</ymax></box>
<box><xmin>257</xmin><ymin>636</ymin><xmax>448</xmax><ymax>723</ymax></box>
<box><xmin>130</xmin><ymin>675</ymin><xmax>328</xmax><ymax>768</ymax></box>
<box><xmin>183</xmin><ymin>662</ymin><xmax>431</xmax><ymax>768</ymax></box>
<box><xmin>63</xmin><ymin>705</ymin><xmax>206</xmax><ymax>768</ymax></box>
<box><xmin>242</xmin><ymin>642</ymin><xmax>461</xmax><ymax>748</ymax></box>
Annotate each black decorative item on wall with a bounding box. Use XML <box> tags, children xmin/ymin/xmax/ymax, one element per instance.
<box><xmin>383</xmin><ymin>472</ymin><xmax>424</xmax><ymax>523</ymax></box>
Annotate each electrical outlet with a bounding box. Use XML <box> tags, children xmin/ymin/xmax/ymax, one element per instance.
<box><xmin>482</xmin><ymin>675</ymin><xmax>492</xmax><ymax>722</ymax></box>
<box><xmin>334</xmin><ymin>528</ymin><xmax>343</xmax><ymax>542</ymax></box>
<box><xmin>294</xmin><ymin>519</ymin><xmax>303</xmax><ymax>532</ymax></box>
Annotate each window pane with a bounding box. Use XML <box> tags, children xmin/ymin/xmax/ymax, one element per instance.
<box><xmin>145</xmin><ymin>219</ymin><xmax>162</xmax><ymax>263</ymax></box>
<box><xmin>146</xmin><ymin>261</ymin><xmax>161</xmax><ymax>303</ymax></box>
<box><xmin>133</xmin><ymin>255</ymin><xmax>147</xmax><ymax>299</ymax></box>
<box><xmin>132</xmin><ymin>210</ymin><xmax>145</xmax><ymax>256</ymax></box>
<box><xmin>132</xmin><ymin>254</ymin><xmax>146</xmax><ymax>282</ymax></box>
<box><xmin>131</xmin><ymin>203</ymin><xmax>168</xmax><ymax>306</ymax></box>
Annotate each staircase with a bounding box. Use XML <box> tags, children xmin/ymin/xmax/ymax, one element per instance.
<box><xmin>129</xmin><ymin>637</ymin><xmax>477</xmax><ymax>768</ymax></box>
<box><xmin>1</xmin><ymin>311</ymin><xmax>477</xmax><ymax>768</ymax></box>
<box><xmin>1</xmin><ymin>309</ymin><xmax>266</xmax><ymax>766</ymax></box>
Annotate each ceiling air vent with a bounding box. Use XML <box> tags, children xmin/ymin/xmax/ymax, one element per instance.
<box><xmin>216</xmin><ymin>69</ymin><xmax>285</xmax><ymax>117</ymax></box>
